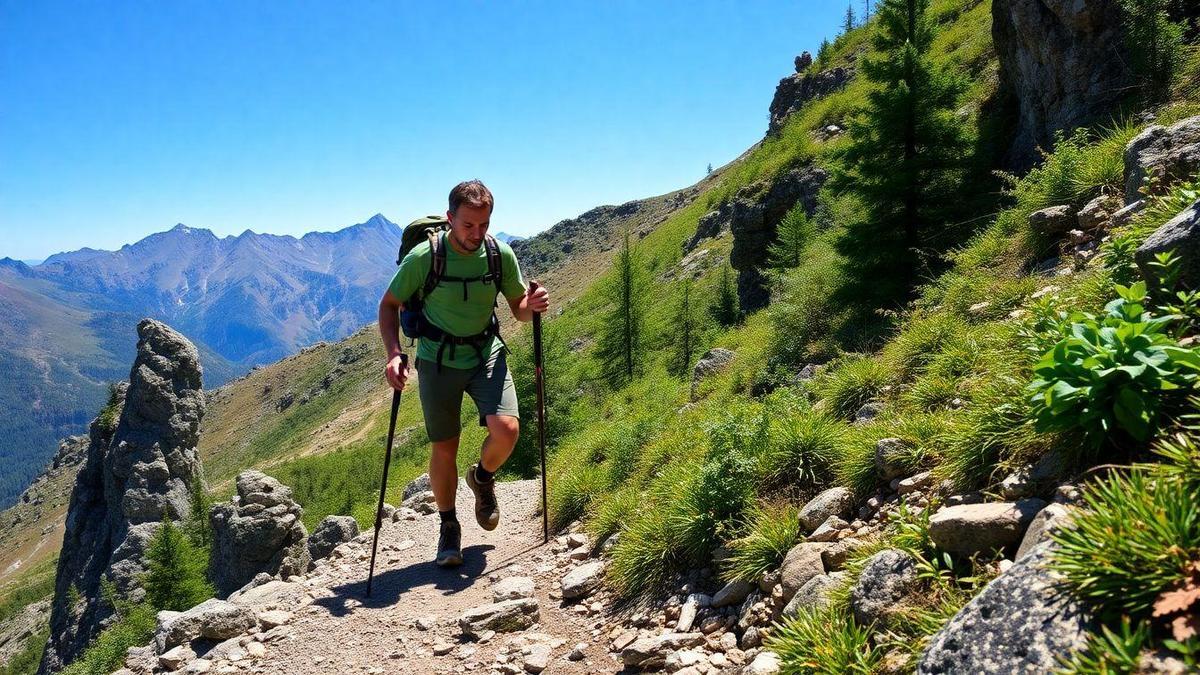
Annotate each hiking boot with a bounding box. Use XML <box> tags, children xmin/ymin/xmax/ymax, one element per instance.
<box><xmin>435</xmin><ymin>520</ymin><xmax>463</xmax><ymax>567</ymax></box>
<box><xmin>466</xmin><ymin>463</ymin><xmax>500</xmax><ymax>531</ymax></box>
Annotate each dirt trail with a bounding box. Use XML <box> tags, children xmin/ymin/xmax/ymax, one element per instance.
<box><xmin>253</xmin><ymin>479</ymin><xmax>623</xmax><ymax>675</ymax></box>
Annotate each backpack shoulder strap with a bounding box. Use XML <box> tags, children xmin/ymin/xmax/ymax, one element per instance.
<box><xmin>484</xmin><ymin>235</ymin><xmax>502</xmax><ymax>290</ymax></box>
<box><xmin>422</xmin><ymin>231</ymin><xmax>446</xmax><ymax>298</ymax></box>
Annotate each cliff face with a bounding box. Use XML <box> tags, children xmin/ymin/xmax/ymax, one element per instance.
<box><xmin>39</xmin><ymin>319</ymin><xmax>206</xmax><ymax>674</ymax></box>
<box><xmin>993</xmin><ymin>0</ymin><xmax>1133</xmax><ymax>169</ymax></box>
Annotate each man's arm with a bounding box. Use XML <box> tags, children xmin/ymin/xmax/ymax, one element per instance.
<box><xmin>379</xmin><ymin>290</ymin><xmax>409</xmax><ymax>390</ymax></box>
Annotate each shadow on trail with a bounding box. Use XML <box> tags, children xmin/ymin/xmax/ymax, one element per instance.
<box><xmin>314</xmin><ymin>543</ymin><xmax>496</xmax><ymax>616</ymax></box>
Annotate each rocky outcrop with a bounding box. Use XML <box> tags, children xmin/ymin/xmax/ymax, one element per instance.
<box><xmin>713</xmin><ymin>166</ymin><xmax>828</xmax><ymax>311</ymax></box>
<box><xmin>40</xmin><ymin>319</ymin><xmax>206</xmax><ymax>675</ymax></box>
<box><xmin>1124</xmin><ymin>116</ymin><xmax>1200</xmax><ymax>204</ymax></box>
<box><xmin>992</xmin><ymin>0</ymin><xmax>1131</xmax><ymax>169</ymax></box>
<box><xmin>918</xmin><ymin>544</ymin><xmax>1095</xmax><ymax>673</ymax></box>
<box><xmin>767</xmin><ymin>55</ymin><xmax>853</xmax><ymax>136</ymax></box>
<box><xmin>209</xmin><ymin>471</ymin><xmax>309</xmax><ymax>597</ymax></box>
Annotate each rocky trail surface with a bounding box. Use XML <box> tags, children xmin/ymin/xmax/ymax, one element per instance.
<box><xmin>126</xmin><ymin>479</ymin><xmax>643</xmax><ymax>675</ymax></box>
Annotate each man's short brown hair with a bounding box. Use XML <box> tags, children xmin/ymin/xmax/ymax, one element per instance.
<box><xmin>448</xmin><ymin>180</ymin><xmax>494</xmax><ymax>214</ymax></box>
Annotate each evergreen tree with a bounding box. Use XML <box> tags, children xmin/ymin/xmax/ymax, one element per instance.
<box><xmin>816</xmin><ymin>38</ymin><xmax>832</xmax><ymax>68</ymax></box>
<box><xmin>142</xmin><ymin>518</ymin><xmax>214</xmax><ymax>612</ymax></box>
<box><xmin>594</xmin><ymin>231</ymin><xmax>647</xmax><ymax>384</ymax></box>
<box><xmin>768</xmin><ymin>202</ymin><xmax>816</xmax><ymax>269</ymax></box>
<box><xmin>706</xmin><ymin>163</ymin><xmax>713</xmax><ymax>175</ymax></box>
<box><xmin>1121</xmin><ymin>0</ymin><xmax>1186</xmax><ymax>100</ymax></box>
<box><xmin>836</xmin><ymin>0</ymin><xmax>968</xmax><ymax>288</ymax></box>
<box><xmin>184</xmin><ymin>475</ymin><xmax>212</xmax><ymax>547</ymax></box>
<box><xmin>862</xmin><ymin>0</ymin><xmax>873</xmax><ymax>21</ymax></box>
<box><xmin>710</xmin><ymin>263</ymin><xmax>740</xmax><ymax>327</ymax></box>
<box><xmin>843</xmin><ymin>3</ymin><xmax>857</xmax><ymax>33</ymax></box>
<box><xmin>670</xmin><ymin>278</ymin><xmax>699</xmax><ymax>376</ymax></box>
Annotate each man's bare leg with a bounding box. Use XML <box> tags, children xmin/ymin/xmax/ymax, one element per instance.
<box><xmin>429</xmin><ymin>436</ymin><xmax>461</xmax><ymax>512</ymax></box>
<box><xmin>465</xmin><ymin>415</ymin><xmax>519</xmax><ymax>530</ymax></box>
<box><xmin>480</xmin><ymin>414</ymin><xmax>519</xmax><ymax>472</ymax></box>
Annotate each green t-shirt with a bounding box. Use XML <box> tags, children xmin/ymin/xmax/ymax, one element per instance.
<box><xmin>388</xmin><ymin>234</ymin><xmax>527</xmax><ymax>369</ymax></box>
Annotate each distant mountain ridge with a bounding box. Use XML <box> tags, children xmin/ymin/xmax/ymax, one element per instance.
<box><xmin>493</xmin><ymin>231</ymin><xmax>524</xmax><ymax>244</ymax></box>
<box><xmin>0</xmin><ymin>213</ymin><xmax>407</xmax><ymax>510</ymax></box>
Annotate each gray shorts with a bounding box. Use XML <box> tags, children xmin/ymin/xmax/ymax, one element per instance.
<box><xmin>416</xmin><ymin>351</ymin><xmax>519</xmax><ymax>443</ymax></box>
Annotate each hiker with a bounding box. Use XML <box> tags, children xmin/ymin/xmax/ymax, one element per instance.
<box><xmin>377</xmin><ymin>180</ymin><xmax>550</xmax><ymax>567</ymax></box>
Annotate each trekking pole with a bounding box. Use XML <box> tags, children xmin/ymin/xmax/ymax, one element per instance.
<box><xmin>530</xmin><ymin>281</ymin><xmax>549</xmax><ymax>544</ymax></box>
<box><xmin>366</xmin><ymin>356</ymin><xmax>406</xmax><ymax>598</ymax></box>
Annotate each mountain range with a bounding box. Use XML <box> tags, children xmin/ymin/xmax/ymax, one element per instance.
<box><xmin>0</xmin><ymin>213</ymin><xmax>417</xmax><ymax>509</ymax></box>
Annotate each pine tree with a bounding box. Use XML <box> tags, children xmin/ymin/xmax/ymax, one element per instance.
<box><xmin>836</xmin><ymin>0</ymin><xmax>967</xmax><ymax>288</ymax></box>
<box><xmin>142</xmin><ymin>518</ymin><xmax>214</xmax><ymax>612</ymax></box>
<box><xmin>594</xmin><ymin>231</ymin><xmax>647</xmax><ymax>384</ymax></box>
<box><xmin>861</xmin><ymin>0</ymin><xmax>873</xmax><ymax>22</ymax></box>
<box><xmin>843</xmin><ymin>2</ymin><xmax>857</xmax><ymax>33</ymax></box>
<box><xmin>768</xmin><ymin>202</ymin><xmax>816</xmax><ymax>269</ymax></box>
<box><xmin>1121</xmin><ymin>0</ymin><xmax>1186</xmax><ymax>100</ymax></box>
<box><xmin>710</xmin><ymin>263</ymin><xmax>740</xmax><ymax>327</ymax></box>
<box><xmin>706</xmin><ymin>163</ymin><xmax>713</xmax><ymax>175</ymax></box>
<box><xmin>670</xmin><ymin>278</ymin><xmax>699</xmax><ymax>376</ymax></box>
<box><xmin>184</xmin><ymin>475</ymin><xmax>212</xmax><ymax>547</ymax></box>
<box><xmin>816</xmin><ymin>38</ymin><xmax>832</xmax><ymax>68</ymax></box>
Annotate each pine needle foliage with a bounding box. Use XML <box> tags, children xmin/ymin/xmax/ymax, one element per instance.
<box><xmin>594</xmin><ymin>230</ymin><xmax>649</xmax><ymax>384</ymax></box>
<box><xmin>835</xmin><ymin>0</ymin><xmax>969</xmax><ymax>289</ymax></box>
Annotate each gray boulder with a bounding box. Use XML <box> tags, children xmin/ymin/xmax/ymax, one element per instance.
<box><xmin>1137</xmin><ymin>199</ymin><xmax>1200</xmax><ymax>289</ymax></box>
<box><xmin>992</xmin><ymin>0</ymin><xmax>1131</xmax><ymax>169</ymax></box>
<box><xmin>620</xmin><ymin>633</ymin><xmax>705</xmax><ymax>669</ymax></box>
<box><xmin>918</xmin><ymin>544</ymin><xmax>1095</xmax><ymax>673</ymax></box>
<box><xmin>209</xmin><ymin>471</ymin><xmax>310</xmax><ymax>597</ymax></box>
<box><xmin>779</xmin><ymin>542</ymin><xmax>828</xmax><ymax>604</ymax></box>
<box><xmin>561</xmin><ymin>561</ymin><xmax>605</xmax><ymax>600</ymax></box>
<box><xmin>41</xmin><ymin>320</ymin><xmax>207</xmax><ymax>675</ymax></box>
<box><xmin>307</xmin><ymin>515</ymin><xmax>359</xmax><ymax>564</ymax></box>
<box><xmin>711</xmin><ymin>579</ymin><xmax>755</xmax><ymax>608</ymax></box>
<box><xmin>1124</xmin><ymin>116</ymin><xmax>1200</xmax><ymax>204</ymax></box>
<box><xmin>1015</xmin><ymin>503</ymin><xmax>1076</xmax><ymax>561</ymax></box>
<box><xmin>401</xmin><ymin>473</ymin><xmax>432</xmax><ymax>501</ymax></box>
<box><xmin>781</xmin><ymin>572</ymin><xmax>845</xmax><ymax>619</ymax></box>
<box><xmin>159</xmin><ymin>599</ymin><xmax>257</xmax><ymax>652</ymax></box>
<box><xmin>1027</xmin><ymin>205</ymin><xmax>1076</xmax><ymax>236</ymax></box>
<box><xmin>690</xmin><ymin>348</ymin><xmax>736</xmax><ymax>400</ymax></box>
<box><xmin>458</xmin><ymin>598</ymin><xmax>539</xmax><ymax>637</ymax></box>
<box><xmin>850</xmin><ymin>549</ymin><xmax>921</xmax><ymax>627</ymax></box>
<box><xmin>928</xmin><ymin>499</ymin><xmax>1047</xmax><ymax>557</ymax></box>
<box><xmin>798</xmin><ymin>487</ymin><xmax>856</xmax><ymax>532</ymax></box>
<box><xmin>875</xmin><ymin>438</ymin><xmax>910</xmax><ymax>480</ymax></box>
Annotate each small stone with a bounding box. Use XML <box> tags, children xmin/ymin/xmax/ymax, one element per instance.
<box><xmin>712</xmin><ymin>579</ymin><xmax>755</xmax><ymax>608</ymax></box>
<box><xmin>807</xmin><ymin>515</ymin><xmax>848</xmax><ymax>542</ymax></box>
<box><xmin>744</xmin><ymin>650</ymin><xmax>781</xmax><ymax>674</ymax></box>
<box><xmin>568</xmin><ymin>642</ymin><xmax>587</xmax><ymax>660</ymax></box>
<box><xmin>561</xmin><ymin>561</ymin><xmax>605</xmax><ymax>600</ymax></box>
<box><xmin>493</xmin><ymin>576</ymin><xmax>536</xmax><ymax>602</ymax></box>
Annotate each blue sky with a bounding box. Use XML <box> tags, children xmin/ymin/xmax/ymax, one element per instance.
<box><xmin>1</xmin><ymin>1</ymin><xmax>847</xmax><ymax>261</ymax></box>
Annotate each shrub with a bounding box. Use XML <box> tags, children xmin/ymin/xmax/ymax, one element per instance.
<box><xmin>762</xmin><ymin>410</ymin><xmax>845</xmax><ymax>491</ymax></box>
<box><xmin>59</xmin><ymin>603</ymin><xmax>156</xmax><ymax>675</ymax></box>
<box><xmin>142</xmin><ymin>518</ymin><xmax>214</xmax><ymax>612</ymax></box>
<box><xmin>1058</xmin><ymin>616</ymin><xmax>1151</xmax><ymax>674</ymax></box>
<box><xmin>723</xmin><ymin>502</ymin><xmax>802</xmax><ymax>583</ymax></box>
<box><xmin>608</xmin><ymin>506</ymin><xmax>677</xmax><ymax>596</ymax></box>
<box><xmin>768</xmin><ymin>605</ymin><xmax>880</xmax><ymax>674</ymax></box>
<box><xmin>816</xmin><ymin>355</ymin><xmax>891</xmax><ymax>420</ymax></box>
<box><xmin>1026</xmin><ymin>281</ymin><xmax>1200</xmax><ymax>445</ymax></box>
<box><xmin>549</xmin><ymin>463</ymin><xmax>607</xmax><ymax>530</ymax></box>
<box><xmin>1051</xmin><ymin>445</ymin><xmax>1200</xmax><ymax>622</ymax></box>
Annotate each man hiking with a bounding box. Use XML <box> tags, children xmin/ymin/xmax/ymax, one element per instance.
<box><xmin>378</xmin><ymin>180</ymin><xmax>550</xmax><ymax>567</ymax></box>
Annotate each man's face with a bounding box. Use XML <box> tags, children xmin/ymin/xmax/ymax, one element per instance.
<box><xmin>446</xmin><ymin>203</ymin><xmax>491</xmax><ymax>253</ymax></box>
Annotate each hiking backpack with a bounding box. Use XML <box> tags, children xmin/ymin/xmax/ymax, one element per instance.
<box><xmin>395</xmin><ymin>215</ymin><xmax>505</xmax><ymax>368</ymax></box>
